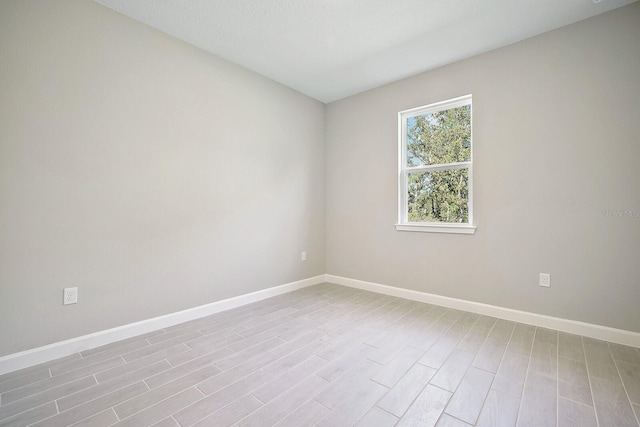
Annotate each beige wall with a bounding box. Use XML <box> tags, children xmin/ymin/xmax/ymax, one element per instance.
<box><xmin>325</xmin><ymin>3</ymin><xmax>640</xmax><ymax>333</ymax></box>
<box><xmin>0</xmin><ymin>0</ymin><xmax>325</xmax><ymax>356</ymax></box>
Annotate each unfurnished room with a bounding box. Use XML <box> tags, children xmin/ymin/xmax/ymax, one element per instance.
<box><xmin>1</xmin><ymin>0</ymin><xmax>639</xmax><ymax>426</ymax></box>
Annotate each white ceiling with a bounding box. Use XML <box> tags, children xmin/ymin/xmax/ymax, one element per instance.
<box><xmin>95</xmin><ymin>0</ymin><xmax>636</xmax><ymax>103</ymax></box>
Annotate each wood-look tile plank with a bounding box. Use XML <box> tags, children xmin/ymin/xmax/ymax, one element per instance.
<box><xmin>185</xmin><ymin>328</ymin><xmax>244</xmax><ymax>350</ymax></box>
<box><xmin>315</xmin><ymin>360</ymin><xmax>382</xmax><ymax>409</ymax></box>
<box><xmin>375</xmin><ymin>300</ymin><xmax>420</xmax><ymax>325</ymax></box>
<box><xmin>590</xmin><ymin>376</ymin><xmax>639</xmax><ymax>427</ymax></box>
<box><xmin>196</xmin><ymin>351</ymin><xmax>279</xmax><ymax>395</ymax></box>
<box><xmin>115</xmin><ymin>364</ymin><xmax>221</xmax><ymax>419</ymax></box>
<box><xmin>165</xmin><ymin>340</ymin><xmax>237</xmax><ymax>367</ymax></box>
<box><xmin>79</xmin><ymin>332</ymin><xmax>161</xmax><ymax>358</ymax></box>
<box><xmin>95</xmin><ymin>345</ymin><xmax>187</xmax><ymax>383</ymax></box>
<box><xmin>505</xmin><ymin>324</ymin><xmax>535</xmax><ymax>357</ymax></box>
<box><xmin>318</xmin><ymin>314</ymin><xmax>365</xmax><ymax>337</ymax></box>
<box><xmin>217</xmin><ymin>337</ymin><xmax>288</xmax><ymax>371</ymax></box>
<box><xmin>475</xmin><ymin>316</ymin><xmax>498</xmax><ymax>330</ymax></box>
<box><xmin>227</xmin><ymin>324</ymin><xmax>291</xmax><ymax>354</ymax></box>
<box><xmin>376</xmin><ymin>363</ymin><xmax>436</xmax><ymax>417</ymax></box>
<box><xmin>287</xmin><ymin>300</ymin><xmax>329</xmax><ymax>318</ymax></box>
<box><xmin>318</xmin><ymin>330</ymin><xmax>369</xmax><ymax>359</ymax></box>
<box><xmin>457</xmin><ymin>324</ymin><xmax>491</xmax><ymax>354</ymax></box>
<box><xmin>0</xmin><ymin>376</ymin><xmax>96</xmax><ymax>421</ymax></box>
<box><xmin>420</xmin><ymin>337</ymin><xmax>460</xmax><ymax>370</ymax></box>
<box><xmin>315</xmin><ymin>380</ymin><xmax>388</xmax><ymax>427</ymax></box>
<box><xmin>252</xmin><ymin>356</ymin><xmax>327</xmax><ymax>403</ymax></box>
<box><xmin>366</xmin><ymin>323</ymin><xmax>410</xmax><ymax>350</ymax></box>
<box><xmin>238</xmin><ymin>315</ymin><xmax>296</xmax><ymax>339</ymax></box>
<box><xmin>528</xmin><ymin>341</ymin><xmax>557</xmax><ymax>378</ymax></box>
<box><xmin>436</xmin><ymin>414</ymin><xmax>473</xmax><ymax>427</ymax></box>
<box><xmin>400</xmin><ymin>304</ymin><xmax>435</xmax><ymax>327</ymax></box>
<box><xmin>162</xmin><ymin>315</ymin><xmax>219</xmax><ymax>335</ymax></box>
<box><xmin>0</xmin><ymin>370</ymin><xmax>51</xmax><ymax>394</ymax></box>
<box><xmin>492</xmin><ymin>352</ymin><xmax>529</xmax><ymax>398</ymax></box>
<box><xmin>610</xmin><ymin>343</ymin><xmax>640</xmax><ymax>365</ymax></box>
<box><xmin>238</xmin><ymin>375</ymin><xmax>328</xmax><ymax>427</ymax></box>
<box><xmin>0</xmin><ymin>358</ymin><xmax>71</xmax><ymax>385</ymax></box>
<box><xmin>444</xmin><ymin>313</ymin><xmax>479</xmax><ymax>341</ymax></box>
<box><xmin>317</xmin><ymin>322</ymin><xmax>356</xmax><ymax>345</ymax></box>
<box><xmin>558</xmin><ymin>333</ymin><xmax>584</xmax><ymax>361</ymax></box>
<box><xmin>277</xmin><ymin>313</ymin><xmax>333</xmax><ymax>342</ymax></box>
<box><xmin>371</xmin><ymin>346</ymin><xmax>423</xmax><ymax>388</ymax></box>
<box><xmin>227</xmin><ymin>322</ymin><xmax>292</xmax><ymax>351</ymax></box>
<box><xmin>534</xmin><ymin>328</ymin><xmax>558</xmax><ymax>345</ymax></box>
<box><xmin>114</xmin><ymin>387</ymin><xmax>203</xmax><ymax>427</ymax></box>
<box><xmin>518</xmin><ymin>371</ymin><xmax>557</xmax><ymax>427</ymax></box>
<box><xmin>143</xmin><ymin>349</ymin><xmax>228</xmax><ymax>390</ymax></box>
<box><xmin>473</xmin><ymin>338</ymin><xmax>508</xmax><ymax>373</ymax></box>
<box><xmin>584</xmin><ymin>337</ymin><xmax>619</xmax><ymax>380</ymax></box>
<box><xmin>0</xmin><ymin>402</ymin><xmax>57</xmax><ymax>427</ymax></box>
<box><xmin>146</xmin><ymin>328</ymin><xmax>205</xmax><ymax>345</ymax></box>
<box><xmin>403</xmin><ymin>309</ymin><xmax>443</xmax><ymax>338</ymax></box>
<box><xmin>49</xmin><ymin>349</ymin><xmax>129</xmax><ymax>377</ymax></box>
<box><xmin>476</xmin><ymin>389</ymin><xmax>520</xmax><ymax>427</ymax></box>
<box><xmin>122</xmin><ymin>331</ymin><xmax>202</xmax><ymax>362</ymax></box>
<box><xmin>316</xmin><ymin>344</ymin><xmax>375</xmax><ymax>382</ymax></box>
<box><xmin>56</xmin><ymin>360</ymin><xmax>169</xmax><ymax>412</ymax></box>
<box><xmin>487</xmin><ymin>320</ymin><xmax>515</xmax><ymax>342</ymax></box>
<box><xmin>558</xmin><ymin>356</ymin><xmax>593</xmax><ymax>406</ymax></box>
<box><xmin>31</xmin><ymin>382</ymin><xmax>149</xmax><ymax>427</ymax></box>
<box><xmin>431</xmin><ymin>309</ymin><xmax>463</xmax><ymax>332</ymax></box>
<box><xmin>192</xmin><ymin>394</ymin><xmax>263</xmax><ymax>427</ymax></box>
<box><xmin>150</xmin><ymin>417</ymin><xmax>180</xmax><ymax>427</ymax></box>
<box><xmin>413</xmin><ymin>305</ymin><xmax>449</xmax><ymax>326</ymax></box>
<box><xmin>273</xmin><ymin>307</ymin><xmax>326</xmax><ymax>326</ymax></box>
<box><xmin>557</xmin><ymin>397</ymin><xmax>597</xmax><ymax>427</ymax></box>
<box><xmin>274</xmin><ymin>399</ymin><xmax>329</xmax><ymax>427</ymax></box>
<box><xmin>271</xmin><ymin>330</ymin><xmax>324</xmax><ymax>357</ymax></box>
<box><xmin>70</xmin><ymin>409</ymin><xmax>118</xmax><ymax>427</ymax></box>
<box><xmin>174</xmin><ymin>370</ymin><xmax>273</xmax><ymax>426</ymax></box>
<box><xmin>617</xmin><ymin>360</ymin><xmax>640</xmax><ymax>404</ymax></box>
<box><xmin>367</xmin><ymin>332</ymin><xmax>414</xmax><ymax>365</ymax></box>
<box><xmin>1</xmin><ymin>358</ymin><xmax>120</xmax><ymax>404</ymax></box>
<box><xmin>273</xmin><ymin>313</ymin><xmax>321</xmax><ymax>337</ymax></box>
<box><xmin>355</xmin><ymin>406</ymin><xmax>399</xmax><ymax>427</ymax></box>
<box><xmin>396</xmin><ymin>384</ymin><xmax>451</xmax><ymax>427</ymax></box>
<box><xmin>246</xmin><ymin>307</ymin><xmax>297</xmax><ymax>326</ymax></box>
<box><xmin>444</xmin><ymin>367</ymin><xmax>494</xmax><ymax>425</ymax></box>
<box><xmin>429</xmin><ymin>349</ymin><xmax>474</xmax><ymax>392</ymax></box>
<box><xmin>407</xmin><ymin>324</ymin><xmax>446</xmax><ymax>353</ymax></box>
<box><xmin>263</xmin><ymin>340</ymin><xmax>331</xmax><ymax>377</ymax></box>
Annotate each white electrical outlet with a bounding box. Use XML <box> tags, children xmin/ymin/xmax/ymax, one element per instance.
<box><xmin>301</xmin><ymin>251</ymin><xmax>307</xmax><ymax>261</ymax></box>
<box><xmin>539</xmin><ymin>273</ymin><xmax>551</xmax><ymax>288</ymax></box>
<box><xmin>63</xmin><ymin>287</ymin><xmax>78</xmax><ymax>305</ymax></box>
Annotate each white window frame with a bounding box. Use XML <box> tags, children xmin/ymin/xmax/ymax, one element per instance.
<box><xmin>396</xmin><ymin>94</ymin><xmax>476</xmax><ymax>235</ymax></box>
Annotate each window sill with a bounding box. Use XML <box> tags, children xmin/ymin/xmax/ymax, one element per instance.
<box><xmin>395</xmin><ymin>223</ymin><xmax>476</xmax><ymax>235</ymax></box>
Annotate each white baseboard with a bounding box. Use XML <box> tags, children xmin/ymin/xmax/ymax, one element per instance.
<box><xmin>0</xmin><ymin>275</ymin><xmax>324</xmax><ymax>376</ymax></box>
<box><xmin>3</xmin><ymin>273</ymin><xmax>637</xmax><ymax>376</ymax></box>
<box><xmin>325</xmin><ymin>274</ymin><xmax>640</xmax><ymax>348</ymax></box>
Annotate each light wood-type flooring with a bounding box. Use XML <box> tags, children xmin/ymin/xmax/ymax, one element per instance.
<box><xmin>1</xmin><ymin>283</ymin><xmax>639</xmax><ymax>426</ymax></box>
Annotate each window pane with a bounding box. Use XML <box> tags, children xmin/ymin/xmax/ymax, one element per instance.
<box><xmin>406</xmin><ymin>105</ymin><xmax>471</xmax><ymax>167</ymax></box>
<box><xmin>407</xmin><ymin>169</ymin><xmax>469</xmax><ymax>223</ymax></box>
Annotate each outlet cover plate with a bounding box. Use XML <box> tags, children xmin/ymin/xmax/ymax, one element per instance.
<box><xmin>64</xmin><ymin>287</ymin><xmax>78</xmax><ymax>305</ymax></box>
<box><xmin>539</xmin><ymin>273</ymin><xmax>551</xmax><ymax>288</ymax></box>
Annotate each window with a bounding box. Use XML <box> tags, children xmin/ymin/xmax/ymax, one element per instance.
<box><xmin>397</xmin><ymin>95</ymin><xmax>475</xmax><ymax>234</ymax></box>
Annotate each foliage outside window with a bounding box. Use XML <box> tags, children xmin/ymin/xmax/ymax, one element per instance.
<box><xmin>397</xmin><ymin>95</ymin><xmax>475</xmax><ymax>234</ymax></box>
